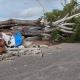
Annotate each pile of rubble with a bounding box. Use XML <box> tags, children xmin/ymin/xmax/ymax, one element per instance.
<box><xmin>0</xmin><ymin>31</ymin><xmax>45</xmax><ymax>60</ymax></box>
<box><xmin>0</xmin><ymin>18</ymin><xmax>51</xmax><ymax>60</ymax></box>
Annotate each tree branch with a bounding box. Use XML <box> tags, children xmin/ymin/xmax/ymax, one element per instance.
<box><xmin>52</xmin><ymin>13</ymin><xmax>80</xmax><ymax>26</ymax></box>
<box><xmin>62</xmin><ymin>23</ymin><xmax>75</xmax><ymax>26</ymax></box>
<box><xmin>58</xmin><ymin>25</ymin><xmax>73</xmax><ymax>30</ymax></box>
<box><xmin>60</xmin><ymin>29</ymin><xmax>74</xmax><ymax>34</ymax></box>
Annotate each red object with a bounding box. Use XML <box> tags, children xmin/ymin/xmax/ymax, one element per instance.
<box><xmin>0</xmin><ymin>39</ymin><xmax>6</xmax><ymax>54</ymax></box>
<box><xmin>0</xmin><ymin>39</ymin><xmax>5</xmax><ymax>47</ymax></box>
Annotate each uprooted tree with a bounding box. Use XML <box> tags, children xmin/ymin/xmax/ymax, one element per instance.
<box><xmin>43</xmin><ymin>0</ymin><xmax>80</xmax><ymax>42</ymax></box>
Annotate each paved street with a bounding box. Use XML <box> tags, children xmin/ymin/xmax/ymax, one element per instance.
<box><xmin>0</xmin><ymin>43</ymin><xmax>80</xmax><ymax>80</ymax></box>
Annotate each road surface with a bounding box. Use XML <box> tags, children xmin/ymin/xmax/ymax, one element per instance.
<box><xmin>0</xmin><ymin>43</ymin><xmax>80</xmax><ymax>80</ymax></box>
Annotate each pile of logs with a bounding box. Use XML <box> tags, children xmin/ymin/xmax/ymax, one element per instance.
<box><xmin>0</xmin><ymin>18</ymin><xmax>42</xmax><ymax>29</ymax></box>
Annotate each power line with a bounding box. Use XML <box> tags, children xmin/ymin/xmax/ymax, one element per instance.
<box><xmin>35</xmin><ymin>0</ymin><xmax>46</xmax><ymax>15</ymax></box>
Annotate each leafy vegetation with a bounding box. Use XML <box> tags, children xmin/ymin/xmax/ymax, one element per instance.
<box><xmin>70</xmin><ymin>17</ymin><xmax>80</xmax><ymax>42</ymax></box>
<box><xmin>45</xmin><ymin>10</ymin><xmax>63</xmax><ymax>22</ymax></box>
<box><xmin>45</xmin><ymin>0</ymin><xmax>80</xmax><ymax>42</ymax></box>
<box><xmin>51</xmin><ymin>29</ymin><xmax>62</xmax><ymax>42</ymax></box>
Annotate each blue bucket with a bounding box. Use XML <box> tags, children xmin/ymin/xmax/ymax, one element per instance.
<box><xmin>14</xmin><ymin>31</ymin><xmax>23</xmax><ymax>47</ymax></box>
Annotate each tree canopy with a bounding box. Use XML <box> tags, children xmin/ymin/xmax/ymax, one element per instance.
<box><xmin>44</xmin><ymin>0</ymin><xmax>80</xmax><ymax>42</ymax></box>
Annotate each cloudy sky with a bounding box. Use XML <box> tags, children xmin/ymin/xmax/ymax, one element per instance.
<box><xmin>0</xmin><ymin>0</ymin><xmax>79</xmax><ymax>20</ymax></box>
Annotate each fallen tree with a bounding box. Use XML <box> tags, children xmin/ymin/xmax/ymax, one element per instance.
<box><xmin>0</xmin><ymin>18</ymin><xmax>42</xmax><ymax>29</ymax></box>
<box><xmin>43</xmin><ymin>13</ymin><xmax>80</xmax><ymax>34</ymax></box>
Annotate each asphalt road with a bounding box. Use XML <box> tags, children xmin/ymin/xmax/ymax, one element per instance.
<box><xmin>0</xmin><ymin>43</ymin><xmax>80</xmax><ymax>80</ymax></box>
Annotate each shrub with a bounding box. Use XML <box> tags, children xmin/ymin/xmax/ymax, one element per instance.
<box><xmin>51</xmin><ymin>29</ymin><xmax>63</xmax><ymax>42</ymax></box>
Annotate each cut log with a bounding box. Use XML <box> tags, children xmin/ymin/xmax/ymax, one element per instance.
<box><xmin>0</xmin><ymin>18</ymin><xmax>42</xmax><ymax>29</ymax></box>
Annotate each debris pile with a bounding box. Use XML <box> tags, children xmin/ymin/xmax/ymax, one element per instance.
<box><xmin>0</xmin><ymin>18</ymin><xmax>50</xmax><ymax>60</ymax></box>
<box><xmin>0</xmin><ymin>30</ymin><xmax>44</xmax><ymax>60</ymax></box>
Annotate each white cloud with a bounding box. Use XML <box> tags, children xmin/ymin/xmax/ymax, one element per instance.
<box><xmin>20</xmin><ymin>7</ymin><xmax>43</xmax><ymax>17</ymax></box>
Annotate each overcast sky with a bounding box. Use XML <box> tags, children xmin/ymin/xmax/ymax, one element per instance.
<box><xmin>0</xmin><ymin>0</ymin><xmax>79</xmax><ymax>20</ymax></box>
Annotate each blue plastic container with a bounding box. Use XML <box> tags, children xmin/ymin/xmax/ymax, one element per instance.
<box><xmin>14</xmin><ymin>31</ymin><xmax>23</xmax><ymax>47</ymax></box>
